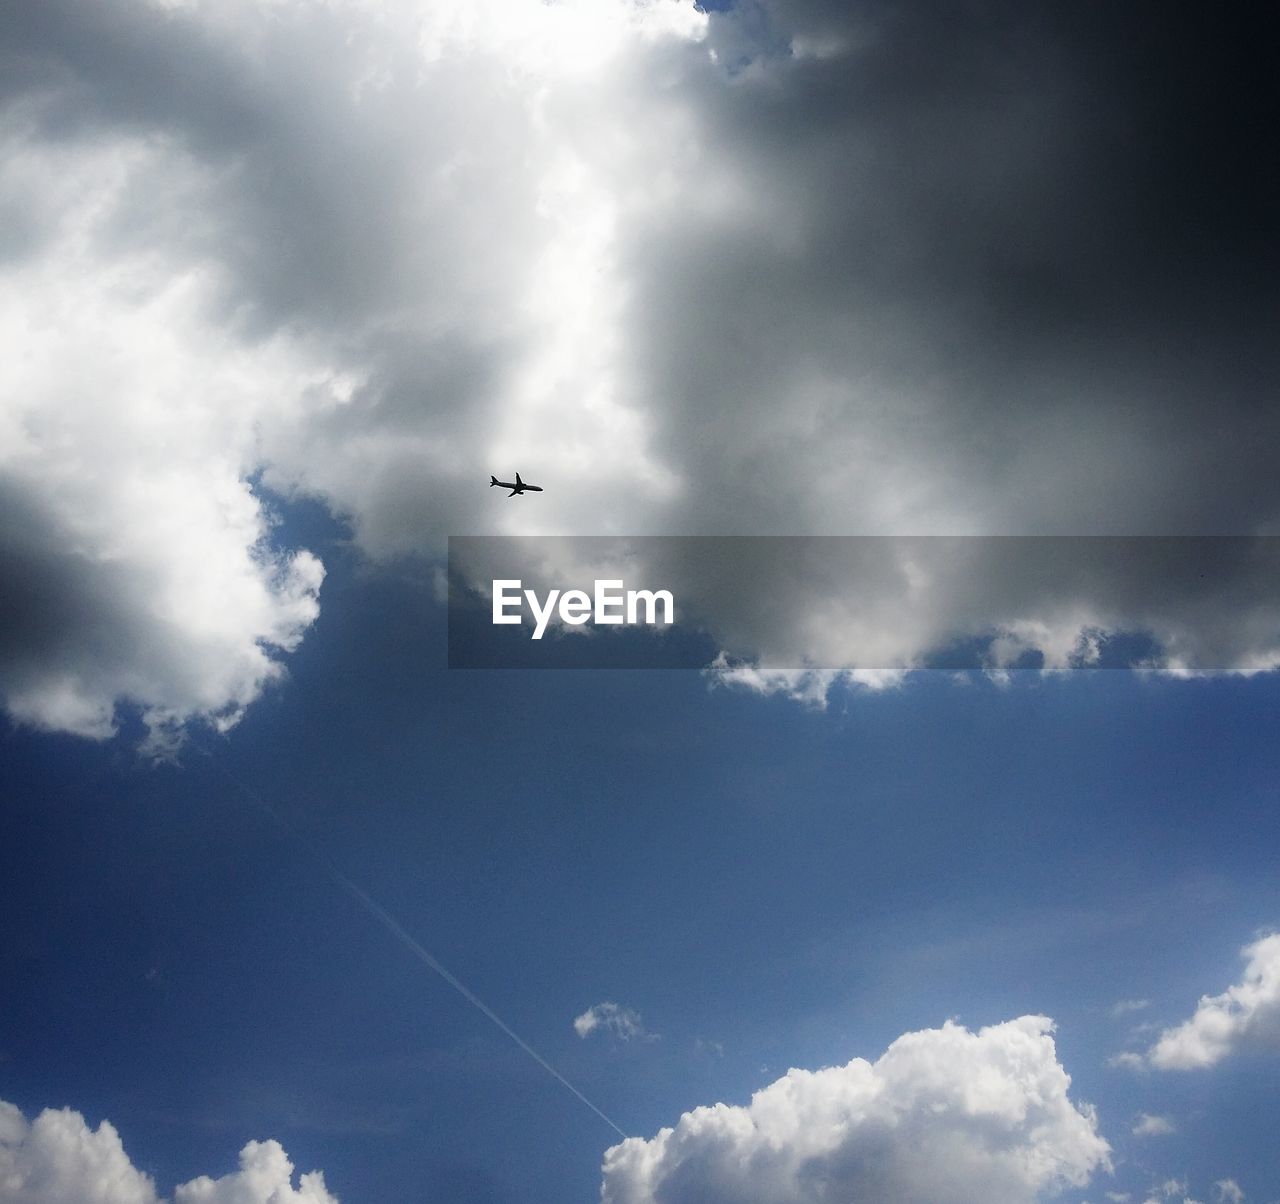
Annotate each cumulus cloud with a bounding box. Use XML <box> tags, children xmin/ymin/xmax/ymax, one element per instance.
<box><xmin>173</xmin><ymin>1139</ymin><xmax>338</xmax><ymax>1204</ymax></box>
<box><xmin>1131</xmin><ymin>1113</ymin><xmax>1175</xmax><ymax>1137</ymax></box>
<box><xmin>1143</xmin><ymin>934</ymin><xmax>1280</xmax><ymax>1070</ymax></box>
<box><xmin>0</xmin><ymin>0</ymin><xmax>704</xmax><ymax>741</ymax></box>
<box><xmin>0</xmin><ymin>116</ymin><xmax>328</xmax><ymax>747</ymax></box>
<box><xmin>0</xmin><ymin>1101</ymin><xmax>160</xmax><ymax>1204</ymax></box>
<box><xmin>3</xmin><ymin>0</ymin><xmax>1278</xmax><ymax>736</ymax></box>
<box><xmin>1213</xmin><ymin>1181</ymin><xmax>1244</xmax><ymax>1204</ymax></box>
<box><xmin>573</xmin><ymin>1001</ymin><xmax>653</xmax><ymax>1042</ymax></box>
<box><xmin>599</xmin><ymin>1015</ymin><xmax>1110</xmax><ymax>1204</ymax></box>
<box><xmin>0</xmin><ymin>1100</ymin><xmax>337</xmax><ymax>1204</ymax></box>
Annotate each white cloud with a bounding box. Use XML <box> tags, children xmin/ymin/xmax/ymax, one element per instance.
<box><xmin>1145</xmin><ymin>934</ymin><xmax>1280</xmax><ymax>1070</ymax></box>
<box><xmin>1112</xmin><ymin>999</ymin><xmax>1152</xmax><ymax>1018</ymax></box>
<box><xmin>4</xmin><ymin>0</ymin><xmax>1279</xmax><ymax>738</ymax></box>
<box><xmin>0</xmin><ymin>1101</ymin><xmax>160</xmax><ymax>1204</ymax></box>
<box><xmin>0</xmin><ymin>1100</ymin><xmax>337</xmax><ymax>1204</ymax></box>
<box><xmin>574</xmin><ymin>1001</ymin><xmax>653</xmax><ymax>1042</ymax></box>
<box><xmin>1131</xmin><ymin>1113</ymin><xmax>1175</xmax><ymax>1137</ymax></box>
<box><xmin>600</xmin><ymin>1015</ymin><xmax>1110</xmax><ymax>1204</ymax></box>
<box><xmin>1214</xmin><ymin>1181</ymin><xmax>1244</xmax><ymax>1204</ymax></box>
<box><xmin>1144</xmin><ymin>1181</ymin><xmax>1190</xmax><ymax>1203</ymax></box>
<box><xmin>0</xmin><ymin>0</ymin><xmax>705</xmax><ymax>742</ymax></box>
<box><xmin>0</xmin><ymin>126</ymin><xmax>329</xmax><ymax>748</ymax></box>
<box><xmin>173</xmin><ymin>1139</ymin><xmax>338</xmax><ymax>1204</ymax></box>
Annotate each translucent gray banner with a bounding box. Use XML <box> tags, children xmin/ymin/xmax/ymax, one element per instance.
<box><xmin>447</xmin><ymin>536</ymin><xmax>1280</xmax><ymax>677</ymax></box>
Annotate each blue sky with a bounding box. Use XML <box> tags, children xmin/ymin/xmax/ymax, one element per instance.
<box><xmin>5</xmin><ymin>521</ymin><xmax>1280</xmax><ymax>1201</ymax></box>
<box><xmin>2</xmin><ymin>2</ymin><xmax>1278</xmax><ymax>1202</ymax></box>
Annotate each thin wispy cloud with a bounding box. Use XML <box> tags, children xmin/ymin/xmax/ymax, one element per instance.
<box><xmin>1132</xmin><ymin>1113</ymin><xmax>1176</xmax><ymax>1137</ymax></box>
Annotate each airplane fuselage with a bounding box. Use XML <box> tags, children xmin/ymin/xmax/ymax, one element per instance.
<box><xmin>490</xmin><ymin>472</ymin><xmax>542</xmax><ymax>497</ymax></box>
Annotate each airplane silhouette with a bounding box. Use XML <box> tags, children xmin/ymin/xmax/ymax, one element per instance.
<box><xmin>490</xmin><ymin>472</ymin><xmax>543</xmax><ymax>497</ymax></box>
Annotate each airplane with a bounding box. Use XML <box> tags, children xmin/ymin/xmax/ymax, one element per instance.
<box><xmin>490</xmin><ymin>472</ymin><xmax>543</xmax><ymax>497</ymax></box>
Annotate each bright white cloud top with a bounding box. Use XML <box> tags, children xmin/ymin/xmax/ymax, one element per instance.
<box><xmin>599</xmin><ymin>1015</ymin><xmax>1110</xmax><ymax>1203</ymax></box>
<box><xmin>0</xmin><ymin>1101</ymin><xmax>337</xmax><ymax>1204</ymax></box>
<box><xmin>1144</xmin><ymin>934</ymin><xmax>1280</xmax><ymax>1070</ymax></box>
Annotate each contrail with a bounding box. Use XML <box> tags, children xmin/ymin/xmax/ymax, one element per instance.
<box><xmin>194</xmin><ymin>747</ymin><xmax>629</xmax><ymax>1141</ymax></box>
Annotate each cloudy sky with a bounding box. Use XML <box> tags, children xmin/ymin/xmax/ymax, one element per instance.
<box><xmin>1</xmin><ymin>1</ymin><xmax>1278</xmax><ymax>1201</ymax></box>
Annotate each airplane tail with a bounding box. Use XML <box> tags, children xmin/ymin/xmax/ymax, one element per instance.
<box><xmin>490</xmin><ymin>475</ymin><xmax>499</xmax><ymax>487</ymax></box>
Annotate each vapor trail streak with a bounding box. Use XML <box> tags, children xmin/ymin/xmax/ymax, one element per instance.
<box><xmin>197</xmin><ymin>749</ymin><xmax>629</xmax><ymax>1141</ymax></box>
<box><xmin>326</xmin><ymin>868</ymin><xmax>629</xmax><ymax>1140</ymax></box>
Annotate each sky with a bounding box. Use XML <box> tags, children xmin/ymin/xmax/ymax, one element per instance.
<box><xmin>1</xmin><ymin>2</ymin><xmax>1279</xmax><ymax>1202</ymax></box>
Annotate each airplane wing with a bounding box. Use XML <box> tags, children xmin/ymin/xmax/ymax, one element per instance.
<box><xmin>508</xmin><ymin>489</ymin><xmax>519</xmax><ymax>497</ymax></box>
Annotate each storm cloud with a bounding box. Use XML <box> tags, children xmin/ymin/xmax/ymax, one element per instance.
<box><xmin>2</xmin><ymin>0</ymin><xmax>1276</xmax><ymax>735</ymax></box>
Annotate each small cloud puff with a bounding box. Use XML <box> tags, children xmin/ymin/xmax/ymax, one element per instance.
<box><xmin>574</xmin><ymin>1001</ymin><xmax>654</xmax><ymax>1042</ymax></box>
<box><xmin>1131</xmin><ymin>1113</ymin><xmax>1175</xmax><ymax>1137</ymax></box>
<box><xmin>1141</xmin><ymin>1179</ymin><xmax>1191</xmax><ymax>1204</ymax></box>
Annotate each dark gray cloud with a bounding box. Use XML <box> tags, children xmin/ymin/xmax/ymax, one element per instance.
<box><xmin>1</xmin><ymin>0</ymin><xmax>1277</xmax><ymax>733</ymax></box>
<box><xmin>627</xmin><ymin>1</ymin><xmax>1280</xmax><ymax>535</ymax></box>
<box><xmin>449</xmin><ymin>535</ymin><xmax>1280</xmax><ymax>690</ymax></box>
